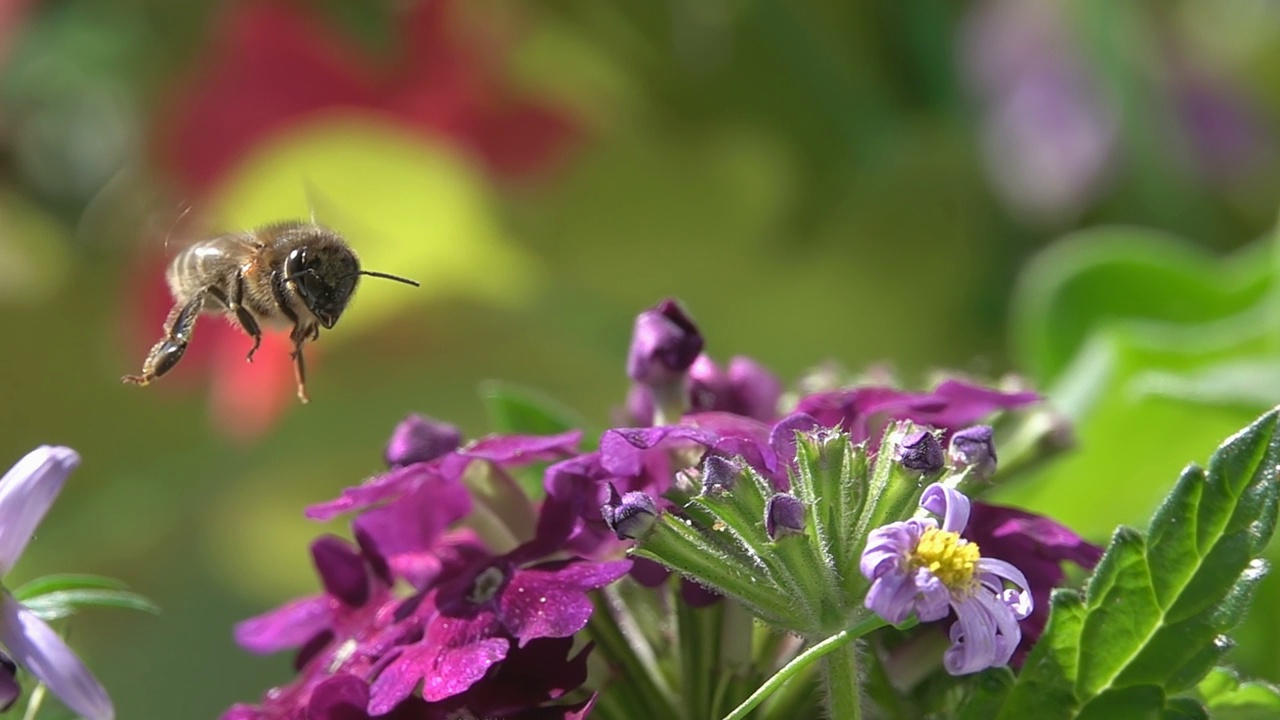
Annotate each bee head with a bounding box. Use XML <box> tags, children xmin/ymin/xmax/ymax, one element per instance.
<box><xmin>285</xmin><ymin>243</ymin><xmax>360</xmax><ymax>329</ymax></box>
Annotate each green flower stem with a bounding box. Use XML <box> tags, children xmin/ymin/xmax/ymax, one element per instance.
<box><xmin>821</xmin><ymin>632</ymin><xmax>862</xmax><ymax>720</ymax></box>
<box><xmin>678</xmin><ymin>599</ymin><xmax>721</xmax><ymax>719</ymax></box>
<box><xmin>588</xmin><ymin>594</ymin><xmax>681</xmax><ymax>719</ymax></box>
<box><xmin>720</xmin><ymin>614</ymin><xmax>887</xmax><ymax>720</ymax></box>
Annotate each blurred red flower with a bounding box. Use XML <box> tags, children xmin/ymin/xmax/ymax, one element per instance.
<box><xmin>157</xmin><ymin>0</ymin><xmax>578</xmax><ymax>193</ymax></box>
<box><xmin>126</xmin><ymin>0</ymin><xmax>577</xmax><ymax>439</ymax></box>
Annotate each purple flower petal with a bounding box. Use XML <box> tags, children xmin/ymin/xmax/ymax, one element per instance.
<box><xmin>368</xmin><ymin>611</ymin><xmax>509</xmax><ymax>711</ymax></box>
<box><xmin>768</xmin><ymin>413</ymin><xmax>821</xmax><ymax>469</ymax></box>
<box><xmin>308</xmin><ymin>674</ymin><xmax>369</xmax><ymax>720</ymax></box>
<box><xmin>312</xmin><ymin>536</ymin><xmax>370</xmax><ymax>608</ymax></box>
<box><xmin>352</xmin><ymin>477</ymin><xmax>472</xmax><ymax>589</ymax></box>
<box><xmin>0</xmin><ymin>592</ymin><xmax>113</xmax><ymax>720</ymax></box>
<box><xmin>234</xmin><ymin>595</ymin><xmax>333</xmax><ymax>655</ymax></box>
<box><xmin>0</xmin><ymin>653</ymin><xmax>17</xmax><ymax>712</ymax></box>
<box><xmin>499</xmin><ymin>560</ymin><xmax>632</xmax><ymax>646</ymax></box>
<box><xmin>726</xmin><ymin>356</ymin><xmax>783</xmax><ymax>421</ymax></box>
<box><xmin>0</xmin><ymin>446</ymin><xmax>77</xmax><ymax>575</ymax></box>
<box><xmin>306</xmin><ymin>464</ymin><xmax>440</xmax><ymax>522</ymax></box>
<box><xmin>920</xmin><ymin>484</ymin><xmax>971</xmax><ymax>534</ymax></box>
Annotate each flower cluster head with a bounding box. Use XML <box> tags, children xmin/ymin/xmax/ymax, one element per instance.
<box><xmin>861</xmin><ymin>483</ymin><xmax>1033</xmax><ymax>674</ymax></box>
<box><xmin>224</xmin><ymin>296</ymin><xmax>1103</xmax><ymax>717</ymax></box>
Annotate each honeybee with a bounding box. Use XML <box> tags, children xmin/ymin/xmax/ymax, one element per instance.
<box><xmin>122</xmin><ymin>220</ymin><xmax>419</xmax><ymax>403</ymax></box>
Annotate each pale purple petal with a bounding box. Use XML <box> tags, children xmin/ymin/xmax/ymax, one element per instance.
<box><xmin>0</xmin><ymin>592</ymin><xmax>112</xmax><ymax>720</ymax></box>
<box><xmin>0</xmin><ymin>446</ymin><xmax>77</xmax><ymax>575</ymax></box>
<box><xmin>911</xmin><ymin>569</ymin><xmax>951</xmax><ymax>622</ymax></box>
<box><xmin>945</xmin><ymin>594</ymin><xmax>1000</xmax><ymax>675</ymax></box>
<box><xmin>233</xmin><ymin>595</ymin><xmax>332</xmax><ymax>654</ymax></box>
<box><xmin>864</xmin><ymin>572</ymin><xmax>918</xmax><ymax>625</ymax></box>
<box><xmin>920</xmin><ymin>483</ymin><xmax>970</xmax><ymax>534</ymax></box>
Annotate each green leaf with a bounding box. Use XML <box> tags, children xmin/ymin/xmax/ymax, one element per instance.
<box><xmin>22</xmin><ymin>588</ymin><xmax>160</xmax><ymax>621</ymax></box>
<box><xmin>479</xmin><ymin>380</ymin><xmax>585</xmax><ymax>437</ymax></box>
<box><xmin>954</xmin><ymin>668</ymin><xmax>1015</xmax><ymax>720</ymax></box>
<box><xmin>1000</xmin><ymin>409</ymin><xmax>1280</xmax><ymax>718</ymax></box>
<box><xmin>12</xmin><ymin>574</ymin><xmax>130</xmax><ymax>602</ymax></box>
<box><xmin>1194</xmin><ymin>667</ymin><xmax>1280</xmax><ymax>720</ymax></box>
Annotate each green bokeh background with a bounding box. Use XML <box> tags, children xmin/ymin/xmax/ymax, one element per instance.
<box><xmin>2</xmin><ymin>0</ymin><xmax>1280</xmax><ymax>717</ymax></box>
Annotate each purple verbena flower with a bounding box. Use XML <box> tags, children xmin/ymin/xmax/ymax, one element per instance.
<box><xmin>600</xmin><ymin>486</ymin><xmax>658</xmax><ymax>540</ymax></box>
<box><xmin>764</xmin><ymin>493</ymin><xmax>806</xmax><ymax>540</ymax></box>
<box><xmin>894</xmin><ymin>430</ymin><xmax>945</xmax><ymax>474</ymax></box>
<box><xmin>367</xmin><ymin>550</ymin><xmax>629</xmax><ymax>713</ymax></box>
<box><xmin>0</xmin><ymin>447</ymin><xmax>114</xmax><ymax>720</ymax></box>
<box><xmin>861</xmin><ymin>483</ymin><xmax>1033</xmax><ymax>675</ymax></box>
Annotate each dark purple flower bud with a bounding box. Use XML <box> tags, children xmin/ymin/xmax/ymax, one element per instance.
<box><xmin>311</xmin><ymin>535</ymin><xmax>370</xmax><ymax>607</ymax></box>
<box><xmin>949</xmin><ymin>425</ymin><xmax>997</xmax><ymax>479</ymax></box>
<box><xmin>0</xmin><ymin>652</ymin><xmax>17</xmax><ymax>712</ymax></box>
<box><xmin>626</xmin><ymin>299</ymin><xmax>704</xmax><ymax>387</ymax></box>
<box><xmin>764</xmin><ymin>493</ymin><xmax>807</xmax><ymax>540</ymax></box>
<box><xmin>383</xmin><ymin>414</ymin><xmax>462</xmax><ymax>468</ymax></box>
<box><xmin>896</xmin><ymin>430</ymin><xmax>944</xmax><ymax>474</ymax></box>
<box><xmin>600</xmin><ymin>486</ymin><xmax>659</xmax><ymax>540</ymax></box>
<box><xmin>701</xmin><ymin>455</ymin><xmax>741</xmax><ymax>495</ymax></box>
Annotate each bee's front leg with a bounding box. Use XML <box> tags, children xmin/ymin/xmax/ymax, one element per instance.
<box><xmin>122</xmin><ymin>291</ymin><xmax>206</xmax><ymax>386</ymax></box>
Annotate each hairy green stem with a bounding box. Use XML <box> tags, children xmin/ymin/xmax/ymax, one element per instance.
<box><xmin>720</xmin><ymin>614</ymin><xmax>886</xmax><ymax>720</ymax></box>
<box><xmin>821</xmin><ymin>633</ymin><xmax>862</xmax><ymax>720</ymax></box>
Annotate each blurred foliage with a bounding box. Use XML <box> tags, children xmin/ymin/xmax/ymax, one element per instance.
<box><xmin>1</xmin><ymin>0</ymin><xmax>1280</xmax><ymax>717</ymax></box>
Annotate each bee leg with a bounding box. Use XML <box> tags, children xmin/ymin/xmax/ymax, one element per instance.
<box><xmin>289</xmin><ymin>325</ymin><xmax>311</xmax><ymax>404</ymax></box>
<box><xmin>122</xmin><ymin>291</ymin><xmax>206</xmax><ymax>386</ymax></box>
<box><xmin>226</xmin><ymin>272</ymin><xmax>263</xmax><ymax>362</ymax></box>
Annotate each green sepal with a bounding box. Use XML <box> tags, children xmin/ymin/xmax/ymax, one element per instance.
<box><xmin>631</xmin><ymin>514</ymin><xmax>795</xmax><ymax>627</ymax></box>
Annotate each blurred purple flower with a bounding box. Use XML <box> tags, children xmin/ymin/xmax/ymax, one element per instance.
<box><xmin>627</xmin><ymin>354</ymin><xmax>783</xmax><ymax>425</ymax></box>
<box><xmin>384</xmin><ymin>415</ymin><xmax>463</xmax><ymax>469</ymax></box>
<box><xmin>794</xmin><ymin>379</ymin><xmax>1039</xmax><ymax>447</ymax></box>
<box><xmin>0</xmin><ymin>447</ymin><xmax>113</xmax><ymax>720</ymax></box>
<box><xmin>307</xmin><ymin>427</ymin><xmax>582</xmax><ymax>521</ymax></box>
<box><xmin>965</xmin><ymin>501</ymin><xmax>1103</xmax><ymax>664</ymax></box>
<box><xmin>960</xmin><ymin>0</ymin><xmax>1118</xmax><ymax>222</ymax></box>
<box><xmin>626</xmin><ymin>299</ymin><xmax>704</xmax><ymax>388</ymax></box>
<box><xmin>861</xmin><ymin>484</ymin><xmax>1033</xmax><ymax>675</ymax></box>
<box><xmin>1170</xmin><ymin>66</ymin><xmax>1274</xmax><ymax>184</ymax></box>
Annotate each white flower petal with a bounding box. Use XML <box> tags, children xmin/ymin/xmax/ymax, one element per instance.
<box><xmin>0</xmin><ymin>447</ymin><xmax>77</xmax><ymax>575</ymax></box>
<box><xmin>0</xmin><ymin>592</ymin><xmax>113</xmax><ymax>720</ymax></box>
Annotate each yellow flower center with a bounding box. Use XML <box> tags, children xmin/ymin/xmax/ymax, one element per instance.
<box><xmin>911</xmin><ymin>528</ymin><xmax>981</xmax><ymax>591</ymax></box>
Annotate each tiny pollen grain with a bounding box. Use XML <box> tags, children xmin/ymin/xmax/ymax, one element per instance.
<box><xmin>911</xmin><ymin>528</ymin><xmax>981</xmax><ymax>590</ymax></box>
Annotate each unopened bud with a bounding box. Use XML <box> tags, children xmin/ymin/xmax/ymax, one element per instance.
<box><xmin>384</xmin><ymin>414</ymin><xmax>462</xmax><ymax>468</ymax></box>
<box><xmin>601</xmin><ymin>486</ymin><xmax>660</xmax><ymax>540</ymax></box>
<box><xmin>895</xmin><ymin>430</ymin><xmax>944</xmax><ymax>474</ymax></box>
<box><xmin>701</xmin><ymin>455</ymin><xmax>741</xmax><ymax>496</ymax></box>
<box><xmin>626</xmin><ymin>299</ymin><xmax>704</xmax><ymax>387</ymax></box>
<box><xmin>764</xmin><ymin>493</ymin><xmax>807</xmax><ymax>540</ymax></box>
<box><xmin>949</xmin><ymin>425</ymin><xmax>996</xmax><ymax>479</ymax></box>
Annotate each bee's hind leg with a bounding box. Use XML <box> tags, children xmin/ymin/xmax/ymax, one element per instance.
<box><xmin>122</xmin><ymin>291</ymin><xmax>206</xmax><ymax>386</ymax></box>
<box><xmin>288</xmin><ymin>324</ymin><xmax>311</xmax><ymax>404</ymax></box>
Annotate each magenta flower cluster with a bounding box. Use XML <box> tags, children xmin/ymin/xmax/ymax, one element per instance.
<box><xmin>224</xmin><ymin>299</ymin><xmax>1103</xmax><ymax>717</ymax></box>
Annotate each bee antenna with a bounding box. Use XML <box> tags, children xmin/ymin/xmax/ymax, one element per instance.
<box><xmin>355</xmin><ymin>270</ymin><xmax>421</xmax><ymax>287</ymax></box>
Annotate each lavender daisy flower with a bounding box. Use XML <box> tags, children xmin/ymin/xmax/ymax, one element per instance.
<box><xmin>860</xmin><ymin>483</ymin><xmax>1032</xmax><ymax>675</ymax></box>
<box><xmin>0</xmin><ymin>447</ymin><xmax>114</xmax><ymax>720</ymax></box>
